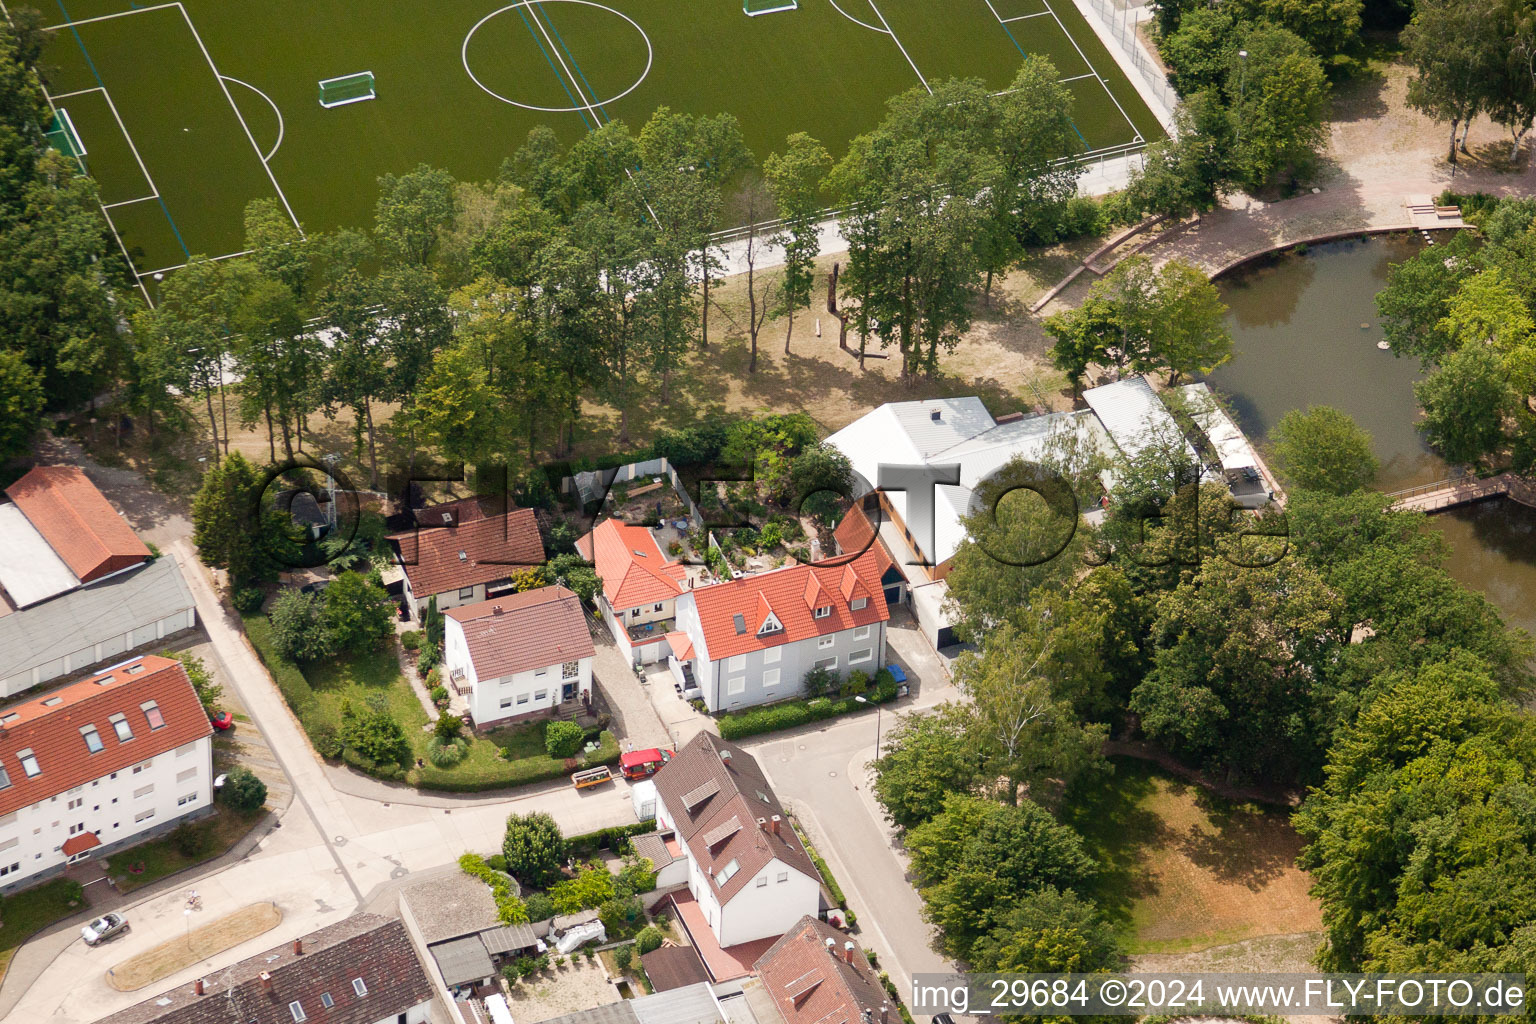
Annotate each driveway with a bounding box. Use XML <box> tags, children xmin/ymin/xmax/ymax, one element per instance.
<box><xmin>587</xmin><ymin>613</ymin><xmax>674</xmax><ymax>752</ymax></box>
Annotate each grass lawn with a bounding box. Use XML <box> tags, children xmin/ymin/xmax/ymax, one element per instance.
<box><xmin>303</xmin><ymin>642</ymin><xmax>431</xmax><ymax>740</ymax></box>
<box><xmin>106</xmin><ymin>902</ymin><xmax>282</xmax><ymax>991</ymax></box>
<box><xmin>0</xmin><ymin>878</ymin><xmax>88</xmax><ymax>982</ymax></box>
<box><xmin>1059</xmin><ymin>757</ymin><xmax>1321</xmax><ymax>955</ymax></box>
<box><xmin>107</xmin><ymin>806</ymin><xmax>267</xmax><ymax>894</ymax></box>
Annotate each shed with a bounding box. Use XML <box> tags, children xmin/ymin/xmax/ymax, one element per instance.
<box><xmin>429</xmin><ymin>934</ymin><xmax>496</xmax><ymax>987</ymax></box>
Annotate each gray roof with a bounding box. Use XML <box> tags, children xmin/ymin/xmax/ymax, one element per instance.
<box><xmin>479</xmin><ymin>922</ymin><xmax>538</xmax><ymax>955</ymax></box>
<box><xmin>537</xmin><ymin>984</ymin><xmax>723</xmax><ymax>1024</ymax></box>
<box><xmin>401</xmin><ymin>872</ymin><xmax>501</xmax><ymax>944</ymax></box>
<box><xmin>0</xmin><ymin>555</ymin><xmax>193</xmax><ymax>678</ymax></box>
<box><xmin>0</xmin><ymin>502</ymin><xmax>78</xmax><ymax>607</ymax></box>
<box><xmin>430</xmin><ymin>935</ymin><xmax>496</xmax><ymax>986</ymax></box>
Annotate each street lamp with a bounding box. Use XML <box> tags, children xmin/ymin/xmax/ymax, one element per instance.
<box><xmin>1235</xmin><ymin>50</ymin><xmax>1249</xmax><ymax>147</ymax></box>
<box><xmin>854</xmin><ymin>695</ymin><xmax>882</xmax><ymax>759</ymax></box>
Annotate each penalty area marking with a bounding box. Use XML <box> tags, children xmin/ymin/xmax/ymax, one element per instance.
<box><xmin>827</xmin><ymin>0</ymin><xmax>885</xmax><ymax>33</ymax></box>
<box><xmin>220</xmin><ymin>75</ymin><xmax>285</xmax><ymax>162</ymax></box>
<box><xmin>463</xmin><ymin>0</ymin><xmax>652</xmax><ymax>113</ymax></box>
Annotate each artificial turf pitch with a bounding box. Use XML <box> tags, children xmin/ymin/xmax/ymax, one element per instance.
<box><xmin>34</xmin><ymin>0</ymin><xmax>1164</xmax><ymax>279</ymax></box>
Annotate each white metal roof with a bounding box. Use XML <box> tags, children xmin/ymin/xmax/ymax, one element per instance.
<box><xmin>0</xmin><ymin>503</ymin><xmax>79</xmax><ymax>608</ymax></box>
<box><xmin>1176</xmin><ymin>383</ymin><xmax>1258</xmax><ymax>471</ymax></box>
<box><xmin>825</xmin><ymin>397</ymin><xmax>996</xmax><ymax>498</ymax></box>
<box><xmin>1082</xmin><ymin>376</ymin><xmax>1200</xmax><ymax>466</ymax></box>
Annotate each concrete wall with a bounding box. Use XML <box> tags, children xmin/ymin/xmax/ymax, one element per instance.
<box><xmin>0</xmin><ymin>735</ymin><xmax>213</xmax><ymax>893</ymax></box>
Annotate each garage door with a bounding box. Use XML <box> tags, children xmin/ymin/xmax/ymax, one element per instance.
<box><xmin>936</xmin><ymin>626</ymin><xmax>956</xmax><ymax>648</ymax></box>
<box><xmin>883</xmin><ymin>585</ymin><xmax>901</xmax><ymax>606</ymax></box>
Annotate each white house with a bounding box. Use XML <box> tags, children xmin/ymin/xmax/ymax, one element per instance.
<box><xmin>577</xmin><ymin>517</ymin><xmax>690</xmax><ymax>665</ymax></box>
<box><xmin>98</xmin><ymin>913</ymin><xmax>433</xmax><ymax>1024</ymax></box>
<box><xmin>671</xmin><ymin>553</ymin><xmax>890</xmax><ymax>713</ymax></box>
<box><xmin>0</xmin><ymin>654</ymin><xmax>214</xmax><ymax>893</ymax></box>
<box><xmin>652</xmin><ymin>733</ymin><xmax>823</xmax><ymax>948</ymax></box>
<box><xmin>443</xmin><ymin>586</ymin><xmax>595</xmax><ymax>728</ymax></box>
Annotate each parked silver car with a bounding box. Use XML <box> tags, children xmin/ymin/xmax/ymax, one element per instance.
<box><xmin>81</xmin><ymin>913</ymin><xmax>130</xmax><ymax>946</ymax></box>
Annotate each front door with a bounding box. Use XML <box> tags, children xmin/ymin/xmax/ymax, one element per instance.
<box><xmin>562</xmin><ymin>681</ymin><xmax>578</xmax><ymax>701</ymax></box>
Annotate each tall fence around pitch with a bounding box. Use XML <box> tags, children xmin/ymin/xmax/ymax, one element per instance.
<box><xmin>1074</xmin><ymin>0</ymin><xmax>1177</xmax><ymax>126</ymax></box>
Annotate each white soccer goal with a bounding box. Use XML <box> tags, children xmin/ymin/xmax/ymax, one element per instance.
<box><xmin>743</xmin><ymin>0</ymin><xmax>798</xmax><ymax>14</ymax></box>
<box><xmin>44</xmin><ymin>108</ymin><xmax>87</xmax><ymax>161</ymax></box>
<box><xmin>318</xmin><ymin>71</ymin><xmax>376</xmax><ymax>108</ymax></box>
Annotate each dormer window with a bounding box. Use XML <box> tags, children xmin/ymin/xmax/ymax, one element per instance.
<box><xmin>851</xmin><ymin>597</ymin><xmax>867</xmax><ymax>611</ymax></box>
<box><xmin>814</xmin><ymin>605</ymin><xmax>831</xmax><ymax>619</ymax></box>
<box><xmin>17</xmin><ymin>749</ymin><xmax>39</xmax><ymax>778</ymax></box>
<box><xmin>80</xmin><ymin>725</ymin><xmax>104</xmax><ymax>754</ymax></box>
<box><xmin>109</xmin><ymin>713</ymin><xmax>132</xmax><ymax>742</ymax></box>
<box><xmin>757</xmin><ymin>613</ymin><xmax>782</xmax><ymax>635</ymax></box>
<box><xmin>140</xmin><ymin>701</ymin><xmax>165</xmax><ymax>730</ymax></box>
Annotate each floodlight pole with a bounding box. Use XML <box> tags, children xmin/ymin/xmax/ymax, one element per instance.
<box><xmin>1236</xmin><ymin>50</ymin><xmax>1248</xmax><ymax>147</ymax></box>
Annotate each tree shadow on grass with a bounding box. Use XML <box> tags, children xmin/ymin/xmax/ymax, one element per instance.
<box><xmin>1057</xmin><ymin>756</ymin><xmax>1165</xmax><ymax>931</ymax></box>
<box><xmin>1169</xmin><ymin>782</ymin><xmax>1303</xmax><ymax>891</ymax></box>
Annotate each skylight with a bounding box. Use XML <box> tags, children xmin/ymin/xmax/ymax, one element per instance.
<box><xmin>716</xmin><ymin>858</ymin><xmax>740</xmax><ymax>885</ymax></box>
<box><xmin>81</xmin><ymin>725</ymin><xmax>104</xmax><ymax>754</ymax></box>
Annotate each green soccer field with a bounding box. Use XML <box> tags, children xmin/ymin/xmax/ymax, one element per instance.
<box><xmin>31</xmin><ymin>0</ymin><xmax>1164</xmax><ymax>279</ymax></box>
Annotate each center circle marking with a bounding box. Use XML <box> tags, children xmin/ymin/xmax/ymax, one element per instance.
<box><xmin>462</xmin><ymin>1</ymin><xmax>653</xmax><ymax>113</ymax></box>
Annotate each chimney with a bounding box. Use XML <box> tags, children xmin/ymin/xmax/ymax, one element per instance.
<box><xmin>293</xmin><ymin>938</ymin><xmax>303</xmax><ymax>955</ymax></box>
<box><xmin>844</xmin><ymin>941</ymin><xmax>856</xmax><ymax>964</ymax></box>
<box><xmin>757</xmin><ymin>817</ymin><xmax>768</xmax><ymax>832</ymax></box>
<box><xmin>492</xmin><ymin>605</ymin><xmax>503</xmax><ymax>615</ymax></box>
<box><xmin>719</xmin><ymin>749</ymin><xmax>732</xmax><ymax>765</ymax></box>
<box><xmin>825</xmin><ymin>938</ymin><xmax>836</xmax><ymax>955</ymax></box>
<box><xmin>770</xmin><ymin>814</ymin><xmax>781</xmax><ymax>835</ymax></box>
<box><xmin>194</xmin><ymin>978</ymin><xmax>205</xmax><ymax>997</ymax></box>
<box><xmin>259</xmin><ymin>972</ymin><xmax>272</xmax><ymax>991</ymax></box>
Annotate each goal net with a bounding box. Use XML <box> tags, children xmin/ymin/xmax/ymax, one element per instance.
<box><xmin>43</xmin><ymin>108</ymin><xmax>86</xmax><ymax>166</ymax></box>
<box><xmin>318</xmin><ymin>71</ymin><xmax>376</xmax><ymax>108</ymax></box>
<box><xmin>743</xmin><ymin>0</ymin><xmax>798</xmax><ymax>14</ymax></box>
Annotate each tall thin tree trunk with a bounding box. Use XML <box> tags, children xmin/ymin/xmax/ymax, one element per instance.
<box><xmin>700</xmin><ymin>258</ymin><xmax>710</xmax><ymax>348</ymax></box>
<box><xmin>783</xmin><ymin>309</ymin><xmax>794</xmax><ymax>355</ymax></box>
<box><xmin>264</xmin><ymin>401</ymin><xmax>277</xmax><ymax>462</ymax></box>
<box><xmin>217</xmin><ymin>374</ymin><xmax>230</xmax><ymax>455</ymax></box>
<box><xmin>202</xmin><ymin>390</ymin><xmax>221</xmax><ymax>465</ymax></box>
<box><xmin>1449</xmin><ymin>119</ymin><xmax>1461</xmax><ymax>161</ymax></box>
<box><xmin>984</xmin><ymin>267</ymin><xmax>994</xmax><ymax>305</ymax></box>
<box><xmin>362</xmin><ymin>399</ymin><xmax>379</xmax><ymax>489</ymax></box>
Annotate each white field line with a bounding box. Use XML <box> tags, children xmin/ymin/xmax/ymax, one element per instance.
<box><xmin>1002</xmin><ymin>10</ymin><xmax>1051</xmax><ymax>21</ymax></box>
<box><xmin>1037</xmin><ymin>0</ymin><xmax>1140</xmax><ymax>140</ymax></box>
<box><xmin>43</xmin><ymin>1</ymin><xmax>181</xmax><ymax>31</ymax></box>
<box><xmin>526</xmin><ymin>1</ymin><xmax>604</xmax><ymax>129</ymax></box>
<box><xmin>828</xmin><ymin>0</ymin><xmax>886</xmax><ymax>33</ymax></box>
<box><xmin>174</xmin><ymin>3</ymin><xmax>305</xmax><ymax>235</ymax></box>
<box><xmin>52</xmin><ymin>85</ymin><xmax>106</xmax><ymax>99</ymax></box>
<box><xmin>103</xmin><ymin>194</ymin><xmax>160</xmax><ymax>209</ymax></box>
<box><xmin>138</xmin><ymin>248</ymin><xmax>255</xmax><ymax>278</ymax></box>
<box><xmin>865</xmin><ymin>0</ymin><xmax>929</xmax><ymax>93</ymax></box>
<box><xmin>99</xmin><ymin>86</ymin><xmax>160</xmax><ymax>200</ymax></box>
<box><xmin>1058</xmin><ymin>72</ymin><xmax>1097</xmax><ymax>83</ymax></box>
<box><xmin>220</xmin><ymin>75</ymin><xmax>285</xmax><ymax>162</ymax></box>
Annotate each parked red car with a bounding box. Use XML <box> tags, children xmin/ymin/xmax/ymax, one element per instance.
<box><xmin>209</xmin><ymin>710</ymin><xmax>234</xmax><ymax>731</ymax></box>
<box><xmin>620</xmin><ymin>748</ymin><xmax>674</xmax><ymax>779</ymax></box>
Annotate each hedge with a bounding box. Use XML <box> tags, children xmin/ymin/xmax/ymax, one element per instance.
<box><xmin>717</xmin><ymin>672</ymin><xmax>898</xmax><ymax>741</ymax></box>
<box><xmin>566</xmin><ymin>821</ymin><xmax>657</xmax><ymax>858</ymax></box>
<box><xmin>412</xmin><ymin>729</ymin><xmax>621</xmax><ymax>792</ymax></box>
<box><xmin>793</xmin><ymin>821</ymin><xmax>847</xmax><ymax>907</ymax></box>
<box><xmin>242</xmin><ymin>612</ymin><xmax>317</xmax><ymax>718</ymax></box>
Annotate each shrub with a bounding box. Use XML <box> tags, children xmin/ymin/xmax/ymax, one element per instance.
<box><xmin>525</xmin><ymin>892</ymin><xmax>557</xmax><ymax>922</ymax></box>
<box><xmin>430</xmin><ymin>685</ymin><xmax>448</xmax><ymax>705</ymax></box>
<box><xmin>841</xmin><ymin>669</ymin><xmax>869</xmax><ymax>697</ymax></box>
<box><xmin>417</xmin><ymin>638</ymin><xmax>440</xmax><ymax>673</ymax></box>
<box><xmin>323</xmin><ymin>571</ymin><xmax>395</xmax><ymax>655</ymax></box>
<box><xmin>425</xmin><ymin>667</ymin><xmax>441</xmax><ymax>687</ymax></box>
<box><xmin>551</xmin><ymin>864</ymin><xmax>615</xmax><ymax>913</ymax></box>
<box><xmin>218</xmin><ymin>766</ymin><xmax>268</xmax><ymax>812</ymax></box>
<box><xmin>803</xmin><ymin>665</ymin><xmax>836</xmax><ymax>697</ymax></box>
<box><xmin>170</xmin><ymin>821</ymin><xmax>211</xmax><ymax>858</ymax></box>
<box><xmin>613</xmin><ymin>945</ymin><xmax>633</xmax><ymax>971</ymax></box>
<box><xmin>717</xmin><ymin>686</ymin><xmax>897</xmax><ymax>741</ymax></box>
<box><xmin>460</xmin><ymin>852</ymin><xmax>530</xmax><ymax>923</ymax></box>
<box><xmin>599</xmin><ymin>895</ymin><xmax>642</xmax><ymax>932</ymax></box>
<box><xmin>635</xmin><ymin>925</ymin><xmax>663</xmax><ymax>955</ymax></box>
<box><xmin>340</xmin><ymin>698</ymin><xmax>412</xmax><ymax>767</ymax></box>
<box><xmin>427</xmin><ymin>736</ymin><xmax>466</xmax><ymax>767</ymax></box>
<box><xmin>231</xmin><ymin>587</ymin><xmax>265</xmax><ymax>614</ymax></box>
<box><xmin>242</xmin><ymin>613</ymin><xmax>316</xmax><ymax>717</ymax></box>
<box><xmin>401</xmin><ymin>630</ymin><xmax>422</xmax><ymax>651</ymax></box>
<box><xmin>311</xmin><ymin>724</ymin><xmax>343</xmax><ymax>759</ymax></box>
<box><xmin>434</xmin><ymin>714</ymin><xmax>463</xmax><ymax>742</ymax></box>
<box><xmin>545</xmin><ymin>719</ymin><xmax>585</xmax><ymax>758</ymax></box>
<box><xmin>503</xmin><ymin>811</ymin><xmax>568</xmax><ymax>888</ymax></box>
<box><xmin>269</xmin><ymin>589</ymin><xmax>332</xmax><ymax>661</ymax></box>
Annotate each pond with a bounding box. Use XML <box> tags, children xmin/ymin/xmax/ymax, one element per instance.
<box><xmin>1207</xmin><ymin>234</ymin><xmax>1536</xmax><ymax>638</ymax></box>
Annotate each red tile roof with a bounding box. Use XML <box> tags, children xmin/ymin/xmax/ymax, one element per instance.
<box><xmin>6</xmin><ymin>466</ymin><xmax>150</xmax><ymax>583</ymax></box>
<box><xmin>833</xmin><ymin>507</ymin><xmax>893</xmax><ymax>577</ymax></box>
<box><xmin>577</xmin><ymin>518</ymin><xmax>688</xmax><ymax>611</ymax></box>
<box><xmin>390</xmin><ymin>508</ymin><xmax>545</xmax><ymax>599</ymax></box>
<box><xmin>688</xmin><ymin>554</ymin><xmax>888</xmax><ymax>662</ymax></box>
<box><xmin>664</xmin><ymin>631</ymin><xmax>695</xmax><ymax>662</ymax></box>
<box><xmin>754</xmin><ymin>917</ymin><xmax>891</xmax><ymax>1024</ymax></box>
<box><xmin>653</xmin><ymin>733</ymin><xmax>820</xmax><ymax>907</ymax></box>
<box><xmin>444</xmin><ymin>585</ymin><xmax>594</xmax><ymax>680</ymax></box>
<box><xmin>62</xmin><ymin>831</ymin><xmax>101</xmax><ymax>856</ymax></box>
<box><xmin>0</xmin><ymin>655</ymin><xmax>212</xmax><ymax>817</ymax></box>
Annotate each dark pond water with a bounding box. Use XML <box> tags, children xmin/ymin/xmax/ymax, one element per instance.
<box><xmin>1207</xmin><ymin>234</ymin><xmax>1536</xmax><ymax>638</ymax></box>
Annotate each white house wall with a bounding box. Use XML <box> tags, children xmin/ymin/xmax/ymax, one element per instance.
<box><xmin>700</xmin><ymin>622</ymin><xmax>887</xmax><ymax>713</ymax></box>
<box><xmin>716</xmin><ymin>855</ymin><xmax>822</xmax><ymax>947</ymax></box>
<box><xmin>469</xmin><ymin>658</ymin><xmax>592</xmax><ymax>726</ymax></box>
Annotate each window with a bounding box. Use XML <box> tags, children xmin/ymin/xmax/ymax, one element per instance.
<box><xmin>777</xmin><ymin>871</ymin><xmax>789</xmax><ymax>883</ymax></box>
<box><xmin>715</xmin><ymin>858</ymin><xmax>740</xmax><ymax>885</ymax></box>
<box><xmin>132</xmin><ymin>759</ymin><xmax>153</xmax><ymax>773</ymax></box>
<box><xmin>516</xmin><ymin>693</ymin><xmax>530</xmax><ymax>705</ymax></box>
<box><xmin>533</xmin><ymin>690</ymin><xmax>547</xmax><ymax>702</ymax></box>
<box><xmin>290</xmin><ymin>1001</ymin><xmax>308</xmax><ymax>1022</ymax></box>
<box><xmin>17</xmin><ymin>750</ymin><xmax>39</xmax><ymax>778</ymax></box>
<box><xmin>0</xmin><ymin>862</ymin><xmax>19</xmax><ymax>877</ymax></box>
<box><xmin>813</xmin><ymin>605</ymin><xmax>831</xmax><ymax>619</ymax></box>
<box><xmin>176</xmin><ymin>742</ymin><xmax>196</xmax><ymax>758</ymax></box>
<box><xmin>320</xmin><ymin>994</ymin><xmax>334</xmax><ymax>1009</ymax></box>
<box><xmin>562</xmin><ymin>661</ymin><xmax>579</xmax><ymax>679</ymax></box>
<box><xmin>815</xmin><ymin>657</ymin><xmax>837</xmax><ymax>672</ymax></box>
<box><xmin>352</xmin><ymin>978</ymin><xmax>368</xmax><ymax>997</ymax></box>
<box><xmin>177</xmin><ymin>767</ymin><xmax>197</xmax><ymax>783</ymax></box>
<box><xmin>763</xmin><ymin>646</ymin><xmax>781</xmax><ymax>665</ymax></box>
<box><xmin>141</xmin><ymin>701</ymin><xmax>165</xmax><ymax>730</ymax></box>
<box><xmin>133</xmin><ymin>784</ymin><xmax>154</xmax><ymax>799</ymax></box>
<box><xmin>459</xmin><ymin>587</ymin><xmax>475</xmax><ymax>599</ymax></box>
<box><xmin>851</xmin><ymin>597</ymin><xmax>868</xmax><ymax>611</ymax></box>
<box><xmin>850</xmin><ymin>648</ymin><xmax>873</xmax><ymax>665</ymax></box>
<box><xmin>653</xmin><ymin>603</ymin><xmax>664</xmax><ymax>612</ymax></box>
<box><xmin>818</xmin><ymin>636</ymin><xmax>835</xmax><ymax>649</ymax></box>
<box><xmin>756</xmin><ymin>875</ymin><xmax>768</xmax><ymax>887</ymax></box>
<box><xmin>727</xmin><ymin>677</ymin><xmax>745</xmax><ymax>696</ymax></box>
<box><xmin>0</xmin><ymin>838</ymin><xmax>16</xmax><ymax>853</ymax></box>
<box><xmin>134</xmin><ymin>808</ymin><xmax>155</xmax><ymax>824</ymax></box>
<box><xmin>178</xmin><ymin>793</ymin><xmax>197</xmax><ymax>806</ymax></box>
<box><xmin>109</xmin><ymin>713</ymin><xmax>132</xmax><ymax>742</ymax></box>
<box><xmin>727</xmin><ymin>654</ymin><xmax>746</xmax><ymax>672</ymax></box>
<box><xmin>853</xmin><ymin>625</ymin><xmax>871</xmax><ymax>640</ymax></box>
<box><xmin>500</xmin><ymin>698</ymin><xmax>514</xmax><ymax>710</ymax></box>
<box><xmin>80</xmin><ymin>725</ymin><xmax>104</xmax><ymax>754</ymax></box>
<box><xmin>67</xmin><ymin>823</ymin><xmax>84</xmax><ymax>835</ymax></box>
<box><xmin>630</xmin><ymin>608</ymin><xmax>642</xmax><ymax>619</ymax></box>
<box><xmin>0</xmin><ymin>765</ymin><xmax>10</xmax><ymax>791</ymax></box>
<box><xmin>763</xmin><ymin>669</ymin><xmax>780</xmax><ymax>689</ymax></box>
<box><xmin>67</xmin><ymin>798</ymin><xmax>82</xmax><ymax>811</ymax></box>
